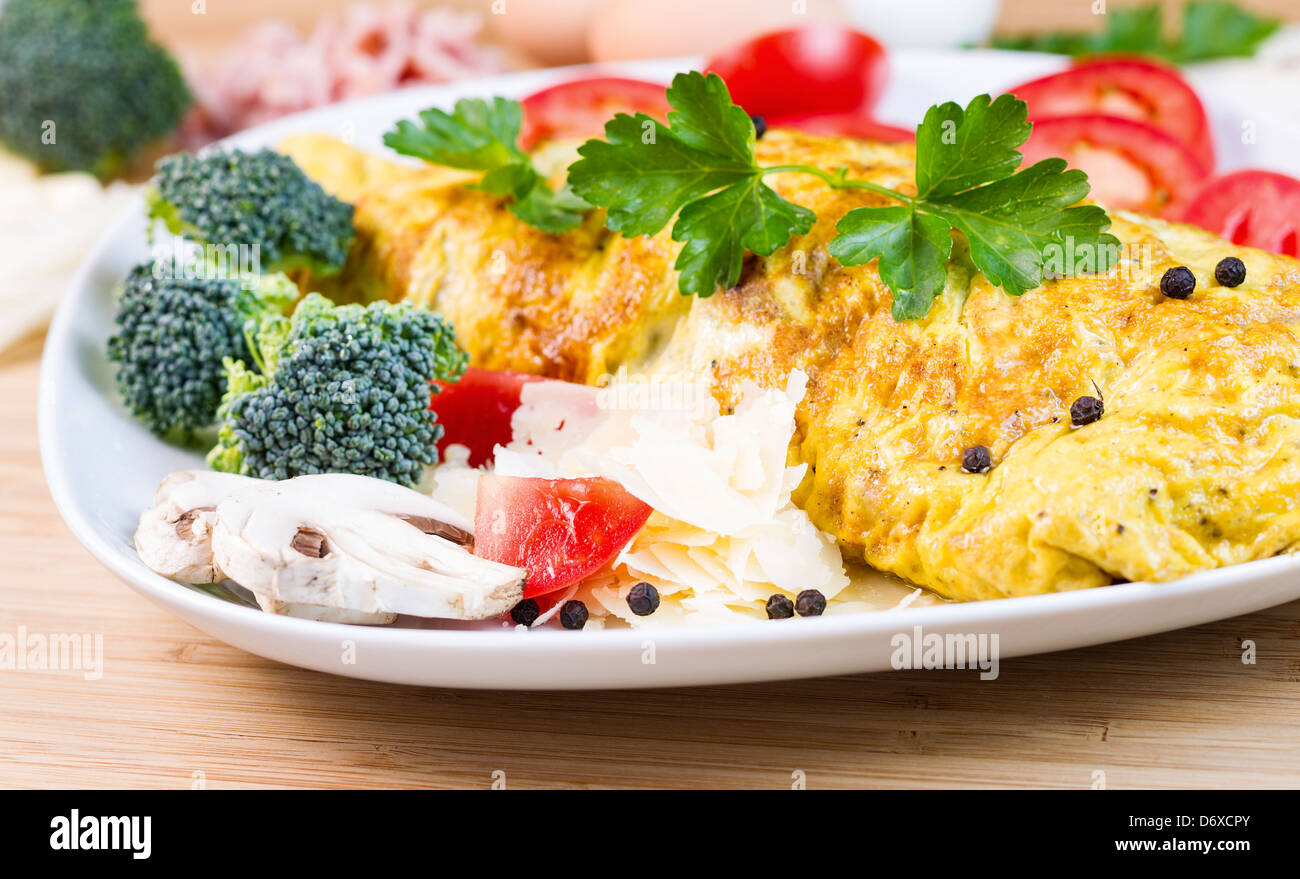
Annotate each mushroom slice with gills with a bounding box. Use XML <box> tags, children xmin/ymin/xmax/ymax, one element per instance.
<box><xmin>211</xmin><ymin>473</ymin><xmax>525</xmax><ymax>620</ymax></box>
<box><xmin>134</xmin><ymin>470</ymin><xmax>261</xmax><ymax>584</ymax></box>
<box><xmin>133</xmin><ymin>470</ymin><xmax>397</xmax><ymax>625</ymax></box>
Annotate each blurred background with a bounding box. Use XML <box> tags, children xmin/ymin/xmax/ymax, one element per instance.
<box><xmin>137</xmin><ymin>0</ymin><xmax>1300</xmax><ymax>62</ymax></box>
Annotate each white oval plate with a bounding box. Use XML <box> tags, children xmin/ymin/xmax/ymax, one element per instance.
<box><xmin>40</xmin><ymin>51</ymin><xmax>1300</xmax><ymax>689</ymax></box>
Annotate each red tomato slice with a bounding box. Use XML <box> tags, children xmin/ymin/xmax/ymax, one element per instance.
<box><xmin>1019</xmin><ymin>115</ymin><xmax>1206</xmax><ymax>219</ymax></box>
<box><xmin>430</xmin><ymin>368</ymin><xmax>545</xmax><ymax>468</ymax></box>
<box><xmin>705</xmin><ymin>26</ymin><xmax>888</xmax><ymax>120</ymax></box>
<box><xmin>518</xmin><ymin>76</ymin><xmax>670</xmax><ymax>149</ymax></box>
<box><xmin>1182</xmin><ymin>170</ymin><xmax>1300</xmax><ymax>257</ymax></box>
<box><xmin>1008</xmin><ymin>58</ymin><xmax>1215</xmax><ymax>172</ymax></box>
<box><xmin>768</xmin><ymin>112</ymin><xmax>913</xmax><ymax>142</ymax></box>
<box><xmin>475</xmin><ymin>475</ymin><xmax>652</xmax><ymax>599</ymax></box>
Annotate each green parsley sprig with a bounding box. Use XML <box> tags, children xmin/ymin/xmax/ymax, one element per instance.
<box><xmin>384</xmin><ymin>72</ymin><xmax>1117</xmax><ymax>320</ymax></box>
<box><xmin>567</xmin><ymin>71</ymin><xmax>815</xmax><ymax>299</ymax></box>
<box><xmin>828</xmin><ymin>94</ymin><xmax>1118</xmax><ymax>318</ymax></box>
<box><xmin>993</xmin><ymin>0</ymin><xmax>1279</xmax><ymax>64</ymax></box>
<box><xmin>568</xmin><ymin>71</ymin><xmax>1116</xmax><ymax>319</ymax></box>
<box><xmin>384</xmin><ymin>96</ymin><xmax>589</xmax><ymax>234</ymax></box>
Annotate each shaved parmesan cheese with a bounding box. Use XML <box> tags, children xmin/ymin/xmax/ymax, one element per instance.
<box><xmin>500</xmin><ymin>370</ymin><xmax>853</xmax><ymax>624</ymax></box>
<box><xmin>425</xmin><ymin>444</ymin><xmax>480</xmax><ymax>524</ymax></box>
<box><xmin>425</xmin><ymin>369</ymin><xmax>940</xmax><ymax>627</ymax></box>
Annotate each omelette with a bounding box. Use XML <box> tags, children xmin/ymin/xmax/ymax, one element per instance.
<box><xmin>280</xmin><ymin>130</ymin><xmax>1300</xmax><ymax>602</ymax></box>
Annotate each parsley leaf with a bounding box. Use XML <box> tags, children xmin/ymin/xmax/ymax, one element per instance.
<box><xmin>1176</xmin><ymin>0</ymin><xmax>1282</xmax><ymax>62</ymax></box>
<box><xmin>568</xmin><ymin>71</ymin><xmax>814</xmax><ymax>297</ymax></box>
<box><xmin>831</xmin><ymin>94</ymin><xmax>1118</xmax><ymax>319</ymax></box>
<box><xmin>827</xmin><ymin>206</ymin><xmax>953</xmax><ymax>320</ymax></box>
<box><xmin>384</xmin><ymin>97</ymin><xmax>588</xmax><ymax>234</ymax></box>
<box><xmin>673</xmin><ymin>176</ymin><xmax>816</xmax><ymax>298</ymax></box>
<box><xmin>385</xmin><ymin>97</ymin><xmax>525</xmax><ymax>169</ymax></box>
<box><xmin>914</xmin><ymin>95</ymin><xmax>1031</xmax><ymax>197</ymax></box>
<box><xmin>510</xmin><ymin>182</ymin><xmax>591</xmax><ymax>234</ymax></box>
<box><xmin>992</xmin><ymin>1</ymin><xmax>1278</xmax><ymax>63</ymax></box>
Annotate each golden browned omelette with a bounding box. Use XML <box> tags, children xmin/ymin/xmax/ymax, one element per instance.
<box><xmin>281</xmin><ymin>131</ymin><xmax>1300</xmax><ymax>602</ymax></box>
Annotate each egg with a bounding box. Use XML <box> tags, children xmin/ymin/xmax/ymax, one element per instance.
<box><xmin>490</xmin><ymin>0</ymin><xmax>605</xmax><ymax>66</ymax></box>
<box><xmin>284</xmin><ymin>129</ymin><xmax>1300</xmax><ymax>604</ymax></box>
<box><xmin>587</xmin><ymin>0</ymin><xmax>850</xmax><ymax>63</ymax></box>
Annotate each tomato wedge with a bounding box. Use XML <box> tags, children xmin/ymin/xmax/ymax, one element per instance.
<box><xmin>705</xmin><ymin>26</ymin><xmax>888</xmax><ymax>120</ymax></box>
<box><xmin>768</xmin><ymin>112</ymin><xmax>913</xmax><ymax>142</ymax></box>
<box><xmin>1019</xmin><ymin>115</ymin><xmax>1206</xmax><ymax>219</ymax></box>
<box><xmin>474</xmin><ymin>475</ymin><xmax>652</xmax><ymax>599</ymax></box>
<box><xmin>518</xmin><ymin>76</ymin><xmax>670</xmax><ymax>149</ymax></box>
<box><xmin>1183</xmin><ymin>170</ymin><xmax>1300</xmax><ymax>258</ymax></box>
<box><xmin>1008</xmin><ymin>58</ymin><xmax>1215</xmax><ymax>172</ymax></box>
<box><xmin>430</xmin><ymin>368</ymin><xmax>545</xmax><ymax>468</ymax></box>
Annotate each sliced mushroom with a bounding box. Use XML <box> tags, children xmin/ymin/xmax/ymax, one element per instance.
<box><xmin>134</xmin><ymin>470</ymin><xmax>259</xmax><ymax>584</ymax></box>
<box><xmin>397</xmin><ymin>515</ymin><xmax>473</xmax><ymax>547</ymax></box>
<box><xmin>210</xmin><ymin>473</ymin><xmax>524</xmax><ymax>620</ymax></box>
<box><xmin>134</xmin><ymin>470</ymin><xmax>504</xmax><ymax>624</ymax></box>
<box><xmin>252</xmin><ymin>593</ymin><xmax>397</xmax><ymax>625</ymax></box>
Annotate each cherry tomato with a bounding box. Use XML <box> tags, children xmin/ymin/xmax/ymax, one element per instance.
<box><xmin>474</xmin><ymin>475</ymin><xmax>652</xmax><ymax>598</ymax></box>
<box><xmin>430</xmin><ymin>368</ymin><xmax>545</xmax><ymax>468</ymax></box>
<box><xmin>518</xmin><ymin>76</ymin><xmax>670</xmax><ymax>149</ymax></box>
<box><xmin>705</xmin><ymin>26</ymin><xmax>888</xmax><ymax>120</ymax></box>
<box><xmin>1019</xmin><ymin>115</ymin><xmax>1206</xmax><ymax>219</ymax></box>
<box><xmin>768</xmin><ymin>112</ymin><xmax>913</xmax><ymax>142</ymax></box>
<box><xmin>1008</xmin><ymin>58</ymin><xmax>1215</xmax><ymax>172</ymax></box>
<box><xmin>1182</xmin><ymin>170</ymin><xmax>1300</xmax><ymax>257</ymax></box>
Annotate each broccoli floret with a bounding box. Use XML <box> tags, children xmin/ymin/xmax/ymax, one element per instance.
<box><xmin>147</xmin><ymin>149</ymin><xmax>356</xmax><ymax>276</ymax></box>
<box><xmin>0</xmin><ymin>0</ymin><xmax>190</xmax><ymax>176</ymax></box>
<box><xmin>107</xmin><ymin>260</ymin><xmax>297</xmax><ymax>439</ymax></box>
<box><xmin>207</xmin><ymin>294</ymin><xmax>468</xmax><ymax>487</ymax></box>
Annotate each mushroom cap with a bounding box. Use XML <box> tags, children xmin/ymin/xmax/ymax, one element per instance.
<box><xmin>134</xmin><ymin>470</ymin><xmax>260</xmax><ymax>583</ymax></box>
<box><xmin>211</xmin><ymin>473</ymin><xmax>525</xmax><ymax>620</ymax></box>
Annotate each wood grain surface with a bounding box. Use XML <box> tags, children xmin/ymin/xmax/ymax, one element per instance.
<box><xmin>3</xmin><ymin>1</ymin><xmax>1300</xmax><ymax>790</ymax></box>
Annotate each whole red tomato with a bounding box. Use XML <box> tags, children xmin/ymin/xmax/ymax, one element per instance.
<box><xmin>705</xmin><ymin>26</ymin><xmax>889</xmax><ymax>120</ymax></box>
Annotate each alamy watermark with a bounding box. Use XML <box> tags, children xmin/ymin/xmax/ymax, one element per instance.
<box><xmin>50</xmin><ymin>810</ymin><xmax>150</xmax><ymax>859</ymax></box>
<box><xmin>150</xmin><ymin>238</ymin><xmax>262</xmax><ymax>282</ymax></box>
<box><xmin>0</xmin><ymin>626</ymin><xmax>103</xmax><ymax>680</ymax></box>
<box><xmin>890</xmin><ymin>625</ymin><xmax>1000</xmax><ymax>680</ymax></box>
<box><xmin>595</xmin><ymin>366</ymin><xmax>715</xmax><ymax>416</ymax></box>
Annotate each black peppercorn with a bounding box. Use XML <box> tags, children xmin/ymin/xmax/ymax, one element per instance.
<box><xmin>1160</xmin><ymin>266</ymin><xmax>1196</xmax><ymax>299</ymax></box>
<box><xmin>1070</xmin><ymin>395</ymin><xmax>1104</xmax><ymax>427</ymax></box>
<box><xmin>795</xmin><ymin>589</ymin><xmax>826</xmax><ymax>617</ymax></box>
<box><xmin>961</xmin><ymin>445</ymin><xmax>993</xmax><ymax>473</ymax></box>
<box><xmin>766</xmin><ymin>593</ymin><xmax>795</xmax><ymax>619</ymax></box>
<box><xmin>751</xmin><ymin>114</ymin><xmax>767</xmax><ymax>139</ymax></box>
<box><xmin>1214</xmin><ymin>256</ymin><xmax>1246</xmax><ymax>287</ymax></box>
<box><xmin>559</xmin><ymin>600</ymin><xmax>588</xmax><ymax>630</ymax></box>
<box><xmin>626</xmin><ymin>581</ymin><xmax>660</xmax><ymax>616</ymax></box>
<box><xmin>510</xmin><ymin>598</ymin><xmax>540</xmax><ymax>627</ymax></box>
